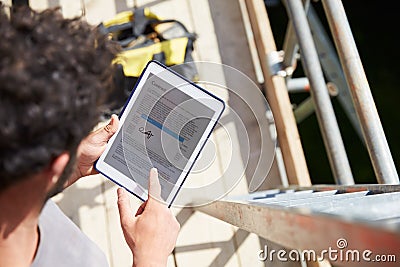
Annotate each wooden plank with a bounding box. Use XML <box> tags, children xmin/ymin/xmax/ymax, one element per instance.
<box><xmin>29</xmin><ymin>0</ymin><xmax>48</xmax><ymax>10</ymax></box>
<box><xmin>244</xmin><ymin>0</ymin><xmax>311</xmax><ymax>186</ymax></box>
<box><xmin>84</xmin><ymin>0</ymin><xmax>117</xmax><ymax>25</ymax></box>
<box><xmin>59</xmin><ymin>0</ymin><xmax>82</xmax><ymax>18</ymax></box>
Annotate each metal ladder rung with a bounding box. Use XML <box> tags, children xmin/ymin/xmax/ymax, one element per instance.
<box><xmin>248</xmin><ymin>190</ymin><xmax>400</xmax><ymax>222</ymax></box>
<box><xmin>252</xmin><ymin>190</ymin><xmax>364</xmax><ymax>206</ymax></box>
<box><xmin>378</xmin><ymin>217</ymin><xmax>400</xmax><ymax>225</ymax></box>
<box><xmin>250</xmin><ymin>190</ymin><xmax>364</xmax><ymax>204</ymax></box>
<box><xmin>229</xmin><ymin>188</ymin><xmax>329</xmax><ymax>201</ymax></box>
<box><xmin>286</xmin><ymin>191</ymin><xmax>368</xmax><ymax>207</ymax></box>
<box><xmin>274</xmin><ymin>189</ymin><xmax>314</xmax><ymax>199</ymax></box>
<box><xmin>247</xmin><ymin>191</ymin><xmax>312</xmax><ymax>203</ymax></box>
<box><xmin>229</xmin><ymin>188</ymin><xmax>281</xmax><ymax>201</ymax></box>
<box><xmin>318</xmin><ymin>192</ymin><xmax>400</xmax><ymax>221</ymax></box>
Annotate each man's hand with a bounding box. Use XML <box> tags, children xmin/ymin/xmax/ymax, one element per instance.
<box><xmin>67</xmin><ymin>115</ymin><xmax>119</xmax><ymax>187</ymax></box>
<box><xmin>117</xmin><ymin>168</ymin><xmax>180</xmax><ymax>267</ymax></box>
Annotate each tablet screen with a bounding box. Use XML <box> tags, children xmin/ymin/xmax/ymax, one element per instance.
<box><xmin>96</xmin><ymin>61</ymin><xmax>224</xmax><ymax>205</ymax></box>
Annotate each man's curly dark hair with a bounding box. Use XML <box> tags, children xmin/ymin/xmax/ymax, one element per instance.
<box><xmin>0</xmin><ymin>4</ymin><xmax>118</xmax><ymax>190</ymax></box>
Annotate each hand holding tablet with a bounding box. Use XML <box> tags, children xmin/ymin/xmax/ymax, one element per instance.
<box><xmin>95</xmin><ymin>60</ymin><xmax>225</xmax><ymax>206</ymax></box>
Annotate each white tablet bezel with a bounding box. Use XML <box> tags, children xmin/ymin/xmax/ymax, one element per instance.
<box><xmin>95</xmin><ymin>60</ymin><xmax>225</xmax><ymax>206</ymax></box>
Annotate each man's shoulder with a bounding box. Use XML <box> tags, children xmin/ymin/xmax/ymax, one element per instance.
<box><xmin>31</xmin><ymin>200</ymin><xmax>109</xmax><ymax>267</ymax></box>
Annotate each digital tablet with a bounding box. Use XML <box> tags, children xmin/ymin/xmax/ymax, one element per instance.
<box><xmin>95</xmin><ymin>60</ymin><xmax>225</xmax><ymax>206</ymax></box>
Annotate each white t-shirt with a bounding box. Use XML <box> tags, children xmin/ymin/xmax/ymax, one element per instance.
<box><xmin>30</xmin><ymin>200</ymin><xmax>109</xmax><ymax>267</ymax></box>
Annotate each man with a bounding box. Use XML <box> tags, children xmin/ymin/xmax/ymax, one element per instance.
<box><xmin>0</xmin><ymin>4</ymin><xmax>180</xmax><ymax>267</ymax></box>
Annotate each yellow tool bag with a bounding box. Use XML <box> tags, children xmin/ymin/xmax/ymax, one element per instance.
<box><xmin>97</xmin><ymin>7</ymin><xmax>198</xmax><ymax>117</ymax></box>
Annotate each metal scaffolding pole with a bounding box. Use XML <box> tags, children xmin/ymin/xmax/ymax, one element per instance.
<box><xmin>285</xmin><ymin>0</ymin><xmax>354</xmax><ymax>185</ymax></box>
<box><xmin>282</xmin><ymin>0</ymin><xmax>309</xmax><ymax>73</ymax></box>
<box><xmin>322</xmin><ymin>0</ymin><xmax>399</xmax><ymax>184</ymax></box>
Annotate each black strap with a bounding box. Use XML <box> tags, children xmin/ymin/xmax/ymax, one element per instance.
<box><xmin>132</xmin><ymin>7</ymin><xmax>147</xmax><ymax>37</ymax></box>
<box><xmin>97</xmin><ymin>7</ymin><xmax>149</xmax><ymax>38</ymax></box>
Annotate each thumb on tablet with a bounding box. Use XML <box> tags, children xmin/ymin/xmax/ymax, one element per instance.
<box><xmin>148</xmin><ymin>168</ymin><xmax>162</xmax><ymax>202</ymax></box>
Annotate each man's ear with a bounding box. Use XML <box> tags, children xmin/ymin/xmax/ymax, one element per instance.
<box><xmin>48</xmin><ymin>152</ymin><xmax>70</xmax><ymax>185</ymax></box>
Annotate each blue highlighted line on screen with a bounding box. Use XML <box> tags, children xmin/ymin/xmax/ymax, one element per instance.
<box><xmin>141</xmin><ymin>114</ymin><xmax>185</xmax><ymax>142</ymax></box>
